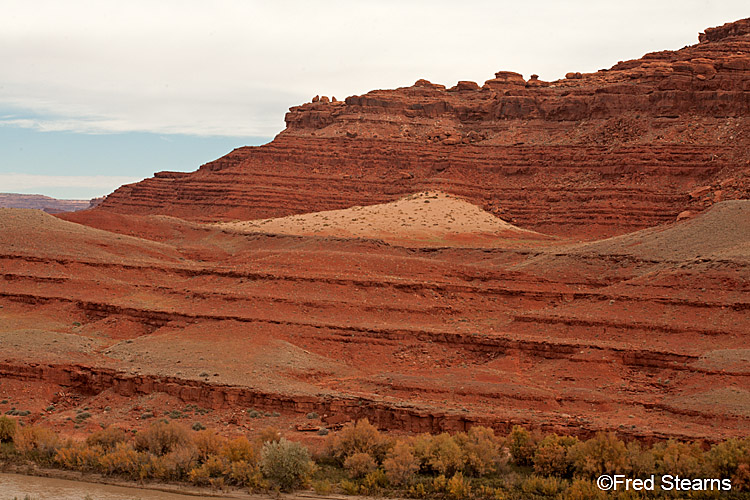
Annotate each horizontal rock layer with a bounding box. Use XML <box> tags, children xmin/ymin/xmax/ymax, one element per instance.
<box><xmin>95</xmin><ymin>19</ymin><xmax>750</xmax><ymax>236</ymax></box>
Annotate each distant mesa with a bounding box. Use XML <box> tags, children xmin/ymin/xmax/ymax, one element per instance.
<box><xmin>0</xmin><ymin>193</ymin><xmax>102</xmax><ymax>213</ymax></box>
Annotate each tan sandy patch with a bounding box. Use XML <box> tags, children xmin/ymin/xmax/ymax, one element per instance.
<box><xmin>218</xmin><ymin>191</ymin><xmax>553</xmax><ymax>247</ymax></box>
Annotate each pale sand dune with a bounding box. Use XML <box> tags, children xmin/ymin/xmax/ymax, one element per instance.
<box><xmin>218</xmin><ymin>191</ymin><xmax>554</xmax><ymax>247</ymax></box>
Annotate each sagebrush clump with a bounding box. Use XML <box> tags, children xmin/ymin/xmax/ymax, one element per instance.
<box><xmin>260</xmin><ymin>437</ymin><xmax>314</xmax><ymax>491</ymax></box>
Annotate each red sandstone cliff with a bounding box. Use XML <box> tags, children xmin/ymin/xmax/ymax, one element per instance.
<box><xmin>95</xmin><ymin>19</ymin><xmax>750</xmax><ymax>237</ymax></box>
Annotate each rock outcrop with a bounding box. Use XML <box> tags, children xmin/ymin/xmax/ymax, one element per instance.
<box><xmin>95</xmin><ymin>19</ymin><xmax>750</xmax><ymax>237</ymax></box>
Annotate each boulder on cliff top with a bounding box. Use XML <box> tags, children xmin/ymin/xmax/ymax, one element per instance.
<box><xmin>414</xmin><ymin>79</ymin><xmax>446</xmax><ymax>90</ymax></box>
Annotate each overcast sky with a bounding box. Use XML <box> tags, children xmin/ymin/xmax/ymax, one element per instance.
<box><xmin>1</xmin><ymin>1</ymin><xmax>748</xmax><ymax>198</ymax></box>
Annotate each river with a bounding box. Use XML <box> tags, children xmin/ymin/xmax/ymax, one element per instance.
<box><xmin>0</xmin><ymin>472</ymin><xmax>241</xmax><ymax>500</ymax></box>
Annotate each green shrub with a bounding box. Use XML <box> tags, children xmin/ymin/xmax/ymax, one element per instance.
<box><xmin>0</xmin><ymin>416</ymin><xmax>16</xmax><ymax>443</ymax></box>
<box><xmin>260</xmin><ymin>437</ymin><xmax>314</xmax><ymax>491</ymax></box>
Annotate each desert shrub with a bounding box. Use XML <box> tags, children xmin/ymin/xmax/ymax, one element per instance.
<box><xmin>432</xmin><ymin>474</ymin><xmax>449</xmax><ymax>493</ymax></box>
<box><xmin>98</xmin><ymin>441</ymin><xmax>144</xmax><ymax>478</ymax></box>
<box><xmin>344</xmin><ymin>451</ymin><xmax>377</xmax><ymax>478</ymax></box>
<box><xmin>533</xmin><ymin>434</ymin><xmax>578</xmax><ymax>477</ymax></box>
<box><xmin>652</xmin><ymin>439</ymin><xmax>706</xmax><ymax>477</ymax></box>
<box><xmin>0</xmin><ymin>416</ymin><xmax>16</xmax><ymax>443</ymax></box>
<box><xmin>734</xmin><ymin>463</ymin><xmax>750</xmax><ymax>492</ymax></box>
<box><xmin>312</xmin><ymin>478</ymin><xmax>333</xmax><ymax>495</ymax></box>
<box><xmin>192</xmin><ymin>429</ymin><xmax>225</xmax><ymax>461</ymax></box>
<box><xmin>447</xmin><ymin>472</ymin><xmax>472</xmax><ymax>500</ymax></box>
<box><xmin>706</xmin><ymin>437</ymin><xmax>750</xmax><ymax>478</ymax></box>
<box><xmin>256</xmin><ymin>427</ymin><xmax>281</xmax><ymax>445</ymax></box>
<box><xmin>188</xmin><ymin>455</ymin><xmax>227</xmax><ymax>485</ymax></box>
<box><xmin>260</xmin><ymin>437</ymin><xmax>314</xmax><ymax>491</ymax></box>
<box><xmin>327</xmin><ymin>418</ymin><xmax>389</xmax><ymax>464</ymax></box>
<box><xmin>229</xmin><ymin>459</ymin><xmax>263</xmax><ymax>487</ymax></box>
<box><xmin>74</xmin><ymin>411</ymin><xmax>91</xmax><ymax>423</ymax></box>
<box><xmin>518</xmin><ymin>474</ymin><xmax>565</xmax><ymax>497</ymax></box>
<box><xmin>340</xmin><ymin>479</ymin><xmax>361</xmax><ymax>495</ymax></box>
<box><xmin>222</xmin><ymin>435</ymin><xmax>258</xmax><ymax>463</ymax></box>
<box><xmin>15</xmin><ymin>425</ymin><xmax>61</xmax><ymax>462</ymax></box>
<box><xmin>456</xmin><ymin>426</ymin><xmax>505</xmax><ymax>476</ymax></box>
<box><xmin>407</xmin><ymin>481</ymin><xmax>428</xmax><ymax>498</ymax></box>
<box><xmin>191</xmin><ymin>422</ymin><xmax>205</xmax><ymax>431</ymax></box>
<box><xmin>567</xmin><ymin>432</ymin><xmax>627</xmax><ymax>478</ymax></box>
<box><xmin>565</xmin><ymin>478</ymin><xmax>606</xmax><ymax>500</ymax></box>
<box><xmin>55</xmin><ymin>442</ymin><xmax>103</xmax><ymax>470</ymax></box>
<box><xmin>161</xmin><ymin>444</ymin><xmax>198</xmax><ymax>481</ymax></box>
<box><xmin>134</xmin><ymin>420</ymin><xmax>190</xmax><ymax>456</ymax></box>
<box><xmin>506</xmin><ymin>425</ymin><xmax>538</xmax><ymax>467</ymax></box>
<box><xmin>625</xmin><ymin>440</ymin><xmax>655</xmax><ymax>478</ymax></box>
<box><xmin>361</xmin><ymin>468</ymin><xmax>389</xmax><ymax>495</ymax></box>
<box><xmin>86</xmin><ymin>426</ymin><xmax>129</xmax><ymax>451</ymax></box>
<box><xmin>306</xmin><ymin>411</ymin><xmax>319</xmax><ymax>419</ymax></box>
<box><xmin>384</xmin><ymin>439</ymin><xmax>419</xmax><ymax>486</ymax></box>
<box><xmin>414</xmin><ymin>432</ymin><xmax>463</xmax><ymax>476</ymax></box>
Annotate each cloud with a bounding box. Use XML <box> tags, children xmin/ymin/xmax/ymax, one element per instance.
<box><xmin>0</xmin><ymin>1</ymin><xmax>748</xmax><ymax>137</ymax></box>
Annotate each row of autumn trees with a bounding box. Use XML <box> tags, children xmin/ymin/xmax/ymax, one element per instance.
<box><xmin>1</xmin><ymin>415</ymin><xmax>749</xmax><ymax>498</ymax></box>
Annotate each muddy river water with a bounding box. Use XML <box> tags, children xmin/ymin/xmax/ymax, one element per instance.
<box><xmin>0</xmin><ymin>472</ymin><xmax>244</xmax><ymax>499</ymax></box>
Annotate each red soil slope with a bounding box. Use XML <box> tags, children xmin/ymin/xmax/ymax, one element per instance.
<box><xmin>2</xmin><ymin>200</ymin><xmax>747</xmax><ymax>443</ymax></box>
<box><xmin>93</xmin><ymin>19</ymin><xmax>750</xmax><ymax>238</ymax></box>
<box><xmin>2</xmin><ymin>20</ymin><xmax>748</xmax><ymax>446</ymax></box>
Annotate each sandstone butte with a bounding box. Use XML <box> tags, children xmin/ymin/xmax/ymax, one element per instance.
<box><xmin>1</xmin><ymin>19</ymin><xmax>749</xmax><ymax>445</ymax></box>
<box><xmin>92</xmin><ymin>18</ymin><xmax>750</xmax><ymax>239</ymax></box>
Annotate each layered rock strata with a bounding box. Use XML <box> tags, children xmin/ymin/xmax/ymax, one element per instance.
<box><xmin>95</xmin><ymin>19</ymin><xmax>750</xmax><ymax>237</ymax></box>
